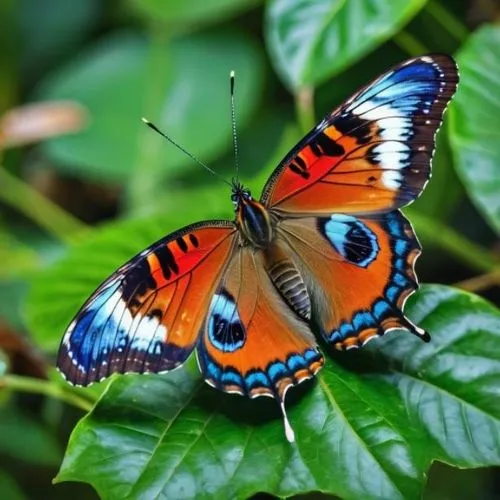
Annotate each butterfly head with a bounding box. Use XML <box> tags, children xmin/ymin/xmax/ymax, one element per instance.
<box><xmin>230</xmin><ymin>180</ymin><xmax>252</xmax><ymax>209</ymax></box>
<box><xmin>232</xmin><ymin>180</ymin><xmax>273</xmax><ymax>247</ymax></box>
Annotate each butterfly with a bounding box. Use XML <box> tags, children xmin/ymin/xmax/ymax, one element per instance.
<box><xmin>58</xmin><ymin>55</ymin><xmax>459</xmax><ymax>442</ymax></box>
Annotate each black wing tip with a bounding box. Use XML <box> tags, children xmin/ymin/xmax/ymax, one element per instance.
<box><xmin>57</xmin><ymin>341</ymin><xmax>189</xmax><ymax>387</ymax></box>
<box><xmin>408</xmin><ymin>52</ymin><xmax>456</xmax><ymax>66</ymax></box>
<box><xmin>417</xmin><ymin>53</ymin><xmax>459</xmax><ymax>81</ymax></box>
<box><xmin>396</xmin><ymin>53</ymin><xmax>459</xmax><ymax>85</ymax></box>
<box><xmin>419</xmin><ymin>330</ymin><xmax>432</xmax><ymax>343</ymax></box>
<box><xmin>398</xmin><ymin>315</ymin><xmax>431</xmax><ymax>343</ymax></box>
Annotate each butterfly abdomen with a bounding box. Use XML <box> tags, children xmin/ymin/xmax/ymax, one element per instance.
<box><xmin>267</xmin><ymin>260</ymin><xmax>311</xmax><ymax>320</ymax></box>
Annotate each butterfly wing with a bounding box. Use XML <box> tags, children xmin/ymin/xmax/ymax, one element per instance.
<box><xmin>279</xmin><ymin>210</ymin><xmax>427</xmax><ymax>349</ymax></box>
<box><xmin>261</xmin><ymin>55</ymin><xmax>459</xmax><ymax>214</ymax></box>
<box><xmin>196</xmin><ymin>245</ymin><xmax>324</xmax><ymax>440</ymax></box>
<box><xmin>58</xmin><ymin>221</ymin><xmax>237</xmax><ymax>386</ymax></box>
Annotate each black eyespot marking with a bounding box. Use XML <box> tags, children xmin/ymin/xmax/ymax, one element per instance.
<box><xmin>289</xmin><ymin>162</ymin><xmax>310</xmax><ymax>179</ymax></box>
<box><xmin>334</xmin><ymin>113</ymin><xmax>372</xmax><ymax>144</ymax></box>
<box><xmin>312</xmin><ymin>132</ymin><xmax>345</xmax><ymax>157</ymax></box>
<box><xmin>366</xmin><ymin>144</ymin><xmax>382</xmax><ymax>165</ymax></box>
<box><xmin>176</xmin><ymin>237</ymin><xmax>188</xmax><ymax>253</ymax></box>
<box><xmin>154</xmin><ymin>245</ymin><xmax>179</xmax><ymax>280</ymax></box>
<box><xmin>344</xmin><ymin>225</ymin><xmax>375</xmax><ymax>264</ymax></box>
<box><xmin>295</xmin><ymin>155</ymin><xmax>307</xmax><ymax>170</ymax></box>
<box><xmin>189</xmin><ymin>234</ymin><xmax>199</xmax><ymax>247</ymax></box>
<box><xmin>334</xmin><ymin>112</ymin><xmax>361</xmax><ymax>134</ymax></box>
<box><xmin>310</xmin><ymin>139</ymin><xmax>323</xmax><ymax>156</ymax></box>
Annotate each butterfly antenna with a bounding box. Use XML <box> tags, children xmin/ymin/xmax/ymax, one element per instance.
<box><xmin>141</xmin><ymin>118</ymin><xmax>233</xmax><ymax>188</ymax></box>
<box><xmin>230</xmin><ymin>70</ymin><xmax>240</xmax><ymax>183</ymax></box>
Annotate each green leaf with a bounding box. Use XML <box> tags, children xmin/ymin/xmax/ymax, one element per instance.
<box><xmin>128</xmin><ymin>0</ymin><xmax>260</xmax><ymax>26</ymax></box>
<box><xmin>35</xmin><ymin>31</ymin><xmax>264</xmax><ymax>184</ymax></box>
<box><xmin>265</xmin><ymin>0</ymin><xmax>428</xmax><ymax>89</ymax></box>
<box><xmin>0</xmin><ymin>471</ymin><xmax>26</xmax><ymax>500</ymax></box>
<box><xmin>248</xmin><ymin>122</ymin><xmax>301</xmax><ymax>192</ymax></box>
<box><xmin>55</xmin><ymin>285</ymin><xmax>500</xmax><ymax>499</ymax></box>
<box><xmin>448</xmin><ymin>24</ymin><xmax>500</xmax><ymax>235</ymax></box>
<box><xmin>19</xmin><ymin>0</ymin><xmax>100</xmax><ymax>81</ymax></box>
<box><xmin>0</xmin><ymin>405</ymin><xmax>62</xmax><ymax>466</ymax></box>
<box><xmin>153</xmin><ymin>184</ymin><xmax>233</xmax><ymax>221</ymax></box>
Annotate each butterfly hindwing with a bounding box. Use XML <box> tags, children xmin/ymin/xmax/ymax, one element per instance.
<box><xmin>279</xmin><ymin>210</ymin><xmax>427</xmax><ymax>349</ymax></box>
<box><xmin>261</xmin><ymin>55</ymin><xmax>459</xmax><ymax>214</ymax></box>
<box><xmin>58</xmin><ymin>221</ymin><xmax>237</xmax><ymax>386</ymax></box>
<box><xmin>196</xmin><ymin>247</ymin><xmax>324</xmax><ymax>401</ymax></box>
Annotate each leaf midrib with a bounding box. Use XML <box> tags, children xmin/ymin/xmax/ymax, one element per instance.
<box><xmin>151</xmin><ymin>411</ymin><xmax>218</xmax><ymax>500</ymax></box>
<box><xmin>318</xmin><ymin>374</ymin><xmax>407</xmax><ymax>500</ymax></box>
<box><xmin>301</xmin><ymin>0</ymin><xmax>347</xmax><ymax>83</ymax></box>
<box><xmin>125</xmin><ymin>380</ymin><xmax>205</xmax><ymax>498</ymax></box>
<box><xmin>395</xmin><ymin>370</ymin><xmax>500</xmax><ymax>424</ymax></box>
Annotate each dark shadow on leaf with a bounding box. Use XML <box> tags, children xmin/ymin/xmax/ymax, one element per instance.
<box><xmin>194</xmin><ymin>376</ymin><xmax>317</xmax><ymax>430</ymax></box>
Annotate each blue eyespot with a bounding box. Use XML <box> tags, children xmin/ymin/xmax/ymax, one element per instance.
<box><xmin>208</xmin><ymin>290</ymin><xmax>246</xmax><ymax>352</ymax></box>
<box><xmin>321</xmin><ymin>214</ymin><xmax>379</xmax><ymax>267</ymax></box>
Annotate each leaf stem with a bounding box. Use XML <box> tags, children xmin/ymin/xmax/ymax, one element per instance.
<box><xmin>407</xmin><ymin>209</ymin><xmax>500</xmax><ymax>273</ymax></box>
<box><xmin>426</xmin><ymin>0</ymin><xmax>469</xmax><ymax>42</ymax></box>
<box><xmin>393</xmin><ymin>31</ymin><xmax>430</xmax><ymax>57</ymax></box>
<box><xmin>454</xmin><ymin>270</ymin><xmax>500</xmax><ymax>293</ymax></box>
<box><xmin>0</xmin><ymin>168</ymin><xmax>89</xmax><ymax>245</ymax></box>
<box><xmin>295</xmin><ymin>86</ymin><xmax>315</xmax><ymax>135</ymax></box>
<box><xmin>0</xmin><ymin>374</ymin><xmax>94</xmax><ymax>412</ymax></box>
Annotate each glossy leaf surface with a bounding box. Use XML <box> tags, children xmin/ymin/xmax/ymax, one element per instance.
<box><xmin>266</xmin><ymin>0</ymin><xmax>427</xmax><ymax>89</ymax></box>
<box><xmin>448</xmin><ymin>24</ymin><xmax>500</xmax><ymax>235</ymax></box>
<box><xmin>53</xmin><ymin>285</ymin><xmax>500</xmax><ymax>499</ymax></box>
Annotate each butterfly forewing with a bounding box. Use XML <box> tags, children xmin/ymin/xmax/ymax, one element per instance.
<box><xmin>261</xmin><ymin>55</ymin><xmax>459</xmax><ymax>214</ymax></box>
<box><xmin>58</xmin><ymin>221</ymin><xmax>236</xmax><ymax>386</ymax></box>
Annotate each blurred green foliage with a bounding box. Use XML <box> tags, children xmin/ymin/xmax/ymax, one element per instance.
<box><xmin>449</xmin><ymin>24</ymin><xmax>500</xmax><ymax>235</ymax></box>
<box><xmin>36</xmin><ymin>31</ymin><xmax>264</xmax><ymax>193</ymax></box>
<box><xmin>1</xmin><ymin>1</ymin><xmax>500</xmax><ymax>499</ymax></box>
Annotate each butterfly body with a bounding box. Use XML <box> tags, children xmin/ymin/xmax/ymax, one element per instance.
<box><xmin>58</xmin><ymin>55</ymin><xmax>459</xmax><ymax>442</ymax></box>
<box><xmin>233</xmin><ymin>185</ymin><xmax>274</xmax><ymax>247</ymax></box>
